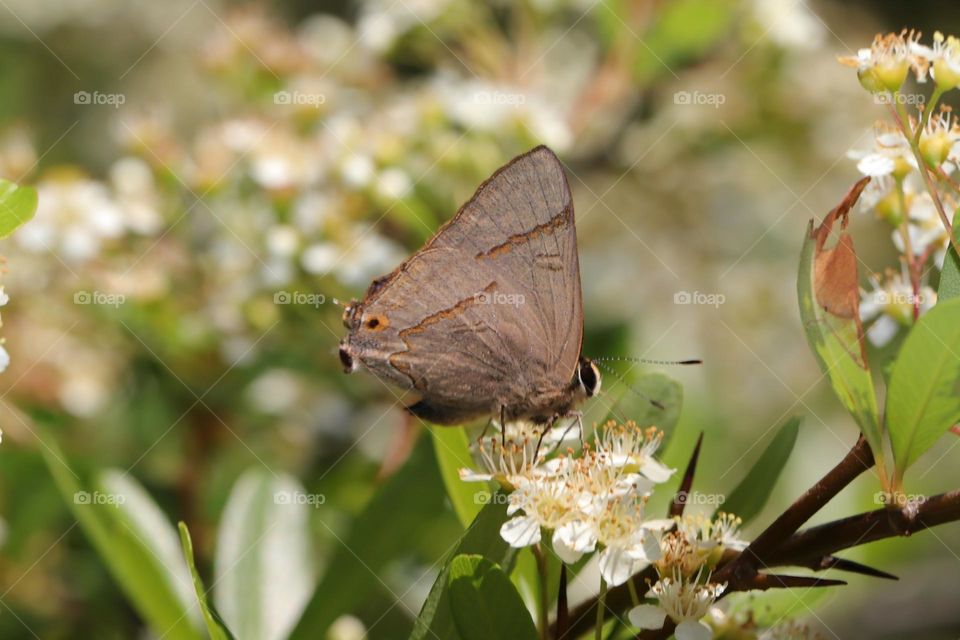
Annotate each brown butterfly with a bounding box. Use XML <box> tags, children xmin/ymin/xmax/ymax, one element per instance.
<box><xmin>338</xmin><ymin>146</ymin><xmax>600</xmax><ymax>429</ymax></box>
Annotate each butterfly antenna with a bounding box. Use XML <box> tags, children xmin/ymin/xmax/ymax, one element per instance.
<box><xmin>593</xmin><ymin>360</ymin><xmax>666</xmax><ymax>410</ymax></box>
<box><xmin>593</xmin><ymin>355</ymin><xmax>702</xmax><ymax>366</ymax></box>
<box><xmin>332</xmin><ymin>298</ymin><xmax>349</xmax><ymax>309</ymax></box>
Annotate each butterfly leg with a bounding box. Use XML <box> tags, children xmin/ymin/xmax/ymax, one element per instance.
<box><xmin>499</xmin><ymin>405</ymin><xmax>507</xmax><ymax>447</ymax></box>
<box><xmin>477</xmin><ymin>415</ymin><xmax>495</xmax><ymax>444</ymax></box>
<box><xmin>534</xmin><ymin>421</ymin><xmax>549</xmax><ymax>458</ymax></box>
<box><xmin>543</xmin><ymin>412</ymin><xmax>584</xmax><ymax>456</ymax></box>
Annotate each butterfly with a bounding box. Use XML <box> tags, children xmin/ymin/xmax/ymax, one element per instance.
<box><xmin>338</xmin><ymin>145</ymin><xmax>600</xmax><ymax>429</ymax></box>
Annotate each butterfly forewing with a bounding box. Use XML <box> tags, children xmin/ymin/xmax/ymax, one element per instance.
<box><xmin>345</xmin><ymin>146</ymin><xmax>584</xmax><ymax>424</ymax></box>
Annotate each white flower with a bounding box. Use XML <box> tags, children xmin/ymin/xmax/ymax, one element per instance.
<box><xmin>0</xmin><ymin>287</ymin><xmax>9</xmax><ymax>307</ymax></box>
<box><xmin>459</xmin><ymin>432</ymin><xmax>545</xmax><ymax>488</ymax></box>
<box><xmin>375</xmin><ymin>167</ymin><xmax>412</xmax><ymax>200</ymax></box>
<box><xmin>675</xmin><ymin>512</ymin><xmax>748</xmax><ymax>553</ymax></box>
<box><xmin>499</xmin><ymin>476</ymin><xmax>578</xmax><ymax>549</ymax></box>
<box><xmin>19</xmin><ymin>175</ymin><xmax>125</xmax><ymax>262</ymax></box>
<box><xmin>860</xmin><ymin>268</ymin><xmax>937</xmax><ymax>347</ymax></box>
<box><xmin>110</xmin><ymin>156</ymin><xmax>164</xmax><ymax>235</ymax></box>
<box><xmin>595</xmin><ymin>421</ymin><xmax>675</xmax><ymax>483</ymax></box>
<box><xmin>848</xmin><ymin>126</ymin><xmax>915</xmax><ymax>183</ymax></box>
<box><xmin>838</xmin><ymin>30</ymin><xmax>929</xmax><ymax>90</ymax></box>
<box><xmin>629</xmin><ymin>572</ymin><xmax>726</xmax><ymax>640</ymax></box>
<box><xmin>930</xmin><ymin>32</ymin><xmax>960</xmax><ymax>89</ymax></box>
<box><xmin>553</xmin><ymin>494</ymin><xmax>672</xmax><ymax>585</ymax></box>
<box><xmin>891</xmin><ymin>192</ymin><xmax>954</xmax><ymax>268</ymax></box>
<box><xmin>0</xmin><ymin>344</ymin><xmax>9</xmax><ymax>374</ymax></box>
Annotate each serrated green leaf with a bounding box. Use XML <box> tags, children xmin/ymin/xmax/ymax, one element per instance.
<box><xmin>447</xmin><ymin>555</ymin><xmax>538</xmax><ymax>640</ymax></box>
<box><xmin>797</xmin><ymin>180</ymin><xmax>883</xmax><ymax>461</ymax></box>
<box><xmin>937</xmin><ymin>221</ymin><xmax>960</xmax><ymax>301</ymax></box>
<box><xmin>886</xmin><ymin>298</ymin><xmax>960</xmax><ymax>478</ymax></box>
<box><xmin>38</xmin><ymin>437</ymin><xmax>203</xmax><ymax>640</ymax></box>
<box><xmin>410</xmin><ymin>497</ymin><xmax>516</xmax><ymax>640</ymax></box>
<box><xmin>723</xmin><ymin>417</ymin><xmax>801</xmax><ymax>523</ymax></box>
<box><xmin>214</xmin><ymin>470</ymin><xmax>315</xmax><ymax>640</ymax></box>
<box><xmin>431</xmin><ymin>426</ymin><xmax>482</xmax><ymax>527</ymax></box>
<box><xmin>178</xmin><ymin>523</ymin><xmax>236</xmax><ymax>640</ymax></box>
<box><xmin>289</xmin><ymin>437</ymin><xmax>447</xmax><ymax>640</ymax></box>
<box><xmin>0</xmin><ymin>179</ymin><xmax>37</xmax><ymax>238</ymax></box>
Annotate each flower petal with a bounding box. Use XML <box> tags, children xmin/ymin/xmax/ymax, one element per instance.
<box><xmin>598</xmin><ymin>547</ymin><xmax>639</xmax><ymax>587</ymax></box>
<box><xmin>641</xmin><ymin>518</ymin><xmax>675</xmax><ymax>531</ymax></box>
<box><xmin>500</xmin><ymin>516</ymin><xmax>541</xmax><ymax>548</ymax></box>
<box><xmin>676</xmin><ymin>620</ymin><xmax>712</xmax><ymax>640</ymax></box>
<box><xmin>640</xmin><ymin>458</ymin><xmax>675</xmax><ymax>483</ymax></box>
<box><xmin>866</xmin><ymin>314</ymin><xmax>899</xmax><ymax>347</ymax></box>
<box><xmin>857</xmin><ymin>153</ymin><xmax>895</xmax><ymax>177</ymax></box>
<box><xmin>552</xmin><ymin>530</ymin><xmax>586</xmax><ymax>565</ymax></box>
<box><xmin>458</xmin><ymin>468</ymin><xmax>493</xmax><ymax>482</ymax></box>
<box><xmin>628</xmin><ymin>604</ymin><xmax>666</xmax><ymax>630</ymax></box>
<box><xmin>554</xmin><ymin>520</ymin><xmax>596</xmax><ymax>554</ymax></box>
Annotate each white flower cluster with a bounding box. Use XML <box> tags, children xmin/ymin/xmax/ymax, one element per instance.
<box><xmin>460</xmin><ymin>421</ymin><xmax>746</xmax><ymax>638</ymax></box>
<box><xmin>840</xmin><ymin>30</ymin><xmax>960</xmax><ymax>347</ymax></box>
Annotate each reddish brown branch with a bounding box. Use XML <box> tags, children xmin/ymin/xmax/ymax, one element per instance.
<box><xmin>766</xmin><ymin>489</ymin><xmax>960</xmax><ymax>568</ymax></box>
<box><xmin>714</xmin><ymin>436</ymin><xmax>874</xmax><ymax>585</ymax></box>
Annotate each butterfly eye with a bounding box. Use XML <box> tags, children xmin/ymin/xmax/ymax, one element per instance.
<box><xmin>578</xmin><ymin>359</ymin><xmax>601</xmax><ymax>397</ymax></box>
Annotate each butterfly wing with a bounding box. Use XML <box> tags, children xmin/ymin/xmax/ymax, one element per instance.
<box><xmin>345</xmin><ymin>146</ymin><xmax>583</xmax><ymax>423</ymax></box>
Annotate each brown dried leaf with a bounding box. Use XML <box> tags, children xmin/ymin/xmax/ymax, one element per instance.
<box><xmin>811</xmin><ymin>176</ymin><xmax>870</xmax><ymax>359</ymax></box>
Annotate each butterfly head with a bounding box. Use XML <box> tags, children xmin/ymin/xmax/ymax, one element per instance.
<box><xmin>576</xmin><ymin>357</ymin><xmax>601</xmax><ymax>398</ymax></box>
<box><xmin>336</xmin><ymin>299</ymin><xmax>361</xmax><ymax>373</ymax></box>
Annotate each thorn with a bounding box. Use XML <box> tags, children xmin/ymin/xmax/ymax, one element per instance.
<box><xmin>815</xmin><ymin>556</ymin><xmax>898</xmax><ymax>580</ymax></box>
<box><xmin>749</xmin><ymin>573</ymin><xmax>847</xmax><ymax>591</ymax></box>
<box><xmin>669</xmin><ymin>432</ymin><xmax>704</xmax><ymax>518</ymax></box>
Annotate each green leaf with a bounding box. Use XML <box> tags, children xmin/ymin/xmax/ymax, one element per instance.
<box><xmin>797</xmin><ymin>180</ymin><xmax>883</xmax><ymax>459</ymax></box>
<box><xmin>632</xmin><ymin>0</ymin><xmax>734</xmax><ymax>82</ymax></box>
<box><xmin>447</xmin><ymin>555</ymin><xmax>538</xmax><ymax>640</ymax></box>
<box><xmin>410</xmin><ymin>497</ymin><xmax>516</xmax><ymax>640</ymax></box>
<box><xmin>886</xmin><ymin>297</ymin><xmax>960</xmax><ymax>477</ymax></box>
<box><xmin>289</xmin><ymin>437</ymin><xmax>447</xmax><ymax>640</ymax></box>
<box><xmin>586</xmin><ymin>372</ymin><xmax>683</xmax><ymax>439</ymax></box>
<box><xmin>178</xmin><ymin>523</ymin><xmax>236</xmax><ymax>640</ymax></box>
<box><xmin>38</xmin><ymin>438</ymin><xmax>203</xmax><ymax>640</ymax></box>
<box><xmin>937</xmin><ymin>220</ymin><xmax>960</xmax><ymax>301</ymax></box>
<box><xmin>723</xmin><ymin>417</ymin><xmax>801</xmax><ymax>523</ymax></box>
<box><xmin>214</xmin><ymin>470</ymin><xmax>315</xmax><ymax>640</ymax></box>
<box><xmin>0</xmin><ymin>179</ymin><xmax>37</xmax><ymax>238</ymax></box>
<box><xmin>431</xmin><ymin>426</ymin><xmax>482</xmax><ymax>527</ymax></box>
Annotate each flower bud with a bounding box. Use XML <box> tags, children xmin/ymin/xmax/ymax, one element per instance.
<box><xmin>875</xmin><ymin>190</ymin><xmax>904</xmax><ymax>226</ymax></box>
<box><xmin>919</xmin><ymin>130</ymin><xmax>952</xmax><ymax>167</ymax></box>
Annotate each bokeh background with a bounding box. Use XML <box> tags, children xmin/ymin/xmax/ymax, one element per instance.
<box><xmin>0</xmin><ymin>0</ymin><xmax>959</xmax><ymax>638</ymax></box>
